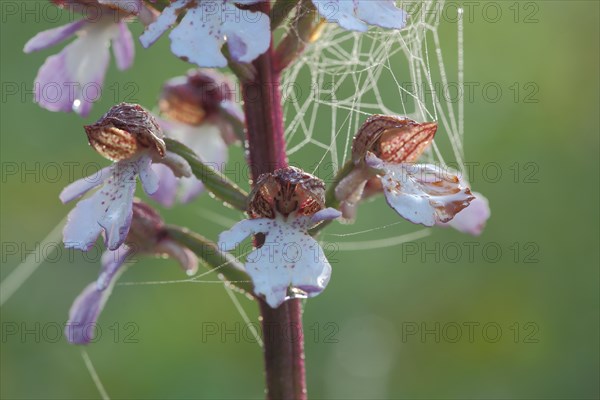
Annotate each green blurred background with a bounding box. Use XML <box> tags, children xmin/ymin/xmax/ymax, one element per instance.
<box><xmin>1</xmin><ymin>1</ymin><xmax>599</xmax><ymax>399</ymax></box>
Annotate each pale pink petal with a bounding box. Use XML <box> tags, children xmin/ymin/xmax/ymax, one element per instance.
<box><xmin>372</xmin><ymin>155</ymin><xmax>474</xmax><ymax>226</ymax></box>
<box><xmin>219</xmin><ymin>99</ymin><xmax>245</xmax><ymax>145</ymax></box>
<box><xmin>438</xmin><ymin>192</ymin><xmax>490</xmax><ymax>236</ymax></box>
<box><xmin>137</xmin><ymin>154</ymin><xmax>159</xmax><ymax>194</ymax></box>
<box><xmin>184</xmin><ymin>124</ymin><xmax>229</xmax><ymax>168</ymax></box>
<box><xmin>178</xmin><ymin>177</ymin><xmax>204</xmax><ymax>204</ymax></box>
<box><xmin>312</xmin><ymin>0</ymin><xmax>406</xmax><ymax>32</ymax></box>
<box><xmin>97</xmin><ymin>246</ymin><xmax>133</xmax><ymax>290</ymax></box>
<box><xmin>59</xmin><ymin>166</ymin><xmax>112</xmax><ymax>203</ymax></box>
<box><xmin>159</xmin><ymin>122</ymin><xmax>228</xmax><ymax>204</ymax></box>
<box><xmin>23</xmin><ymin>19</ymin><xmax>88</xmax><ymax>53</ymax></box>
<box><xmin>150</xmin><ymin>164</ymin><xmax>178</xmax><ymax>207</ymax></box>
<box><xmin>112</xmin><ymin>22</ymin><xmax>135</xmax><ymax>70</ymax></box>
<box><xmin>65</xmin><ymin>282</ymin><xmax>109</xmax><ymax>344</ymax></box>
<box><xmin>33</xmin><ymin>21</ymin><xmax>118</xmax><ymax>116</ymax></box>
<box><xmin>65</xmin><ymin>246</ymin><xmax>131</xmax><ymax>344</ymax></box>
<box><xmin>312</xmin><ymin>207</ymin><xmax>342</xmax><ymax>223</ymax></box>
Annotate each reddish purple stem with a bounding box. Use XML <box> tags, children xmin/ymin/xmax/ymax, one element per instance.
<box><xmin>241</xmin><ymin>2</ymin><xmax>307</xmax><ymax>399</ymax></box>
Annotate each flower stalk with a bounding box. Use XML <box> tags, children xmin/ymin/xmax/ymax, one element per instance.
<box><xmin>241</xmin><ymin>2</ymin><xmax>307</xmax><ymax>398</ymax></box>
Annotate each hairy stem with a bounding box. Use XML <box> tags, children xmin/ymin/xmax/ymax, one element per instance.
<box><xmin>241</xmin><ymin>2</ymin><xmax>306</xmax><ymax>399</ymax></box>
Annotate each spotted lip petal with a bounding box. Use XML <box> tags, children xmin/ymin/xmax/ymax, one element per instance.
<box><xmin>59</xmin><ymin>166</ymin><xmax>112</xmax><ymax>203</ymax></box>
<box><xmin>140</xmin><ymin>0</ymin><xmax>270</xmax><ymax>67</ymax></box>
<box><xmin>368</xmin><ymin>153</ymin><xmax>474</xmax><ymax>226</ymax></box>
<box><xmin>312</xmin><ymin>0</ymin><xmax>407</xmax><ymax>32</ymax></box>
<box><xmin>62</xmin><ymin>154</ymin><xmax>156</xmax><ymax>251</ymax></box>
<box><xmin>219</xmin><ymin>215</ymin><xmax>334</xmax><ymax>308</ymax></box>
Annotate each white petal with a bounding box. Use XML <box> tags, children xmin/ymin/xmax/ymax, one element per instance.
<box><xmin>139</xmin><ymin>0</ymin><xmax>189</xmax><ymax>47</ymax></box>
<box><xmin>168</xmin><ymin>6</ymin><xmax>227</xmax><ymax>67</ymax></box>
<box><xmin>218</xmin><ymin>218</ymin><xmax>273</xmax><ymax>252</ymax></box>
<box><xmin>168</xmin><ymin>3</ymin><xmax>269</xmax><ymax>67</ymax></box>
<box><xmin>356</xmin><ymin>0</ymin><xmax>407</xmax><ymax>30</ymax></box>
<box><xmin>378</xmin><ymin>161</ymin><xmax>474</xmax><ymax>226</ymax></box>
<box><xmin>312</xmin><ymin>0</ymin><xmax>406</xmax><ymax>32</ymax></box>
<box><xmin>222</xmin><ymin>8</ymin><xmax>270</xmax><ymax>63</ymax></box>
<box><xmin>312</xmin><ymin>0</ymin><xmax>368</xmax><ymax>31</ymax></box>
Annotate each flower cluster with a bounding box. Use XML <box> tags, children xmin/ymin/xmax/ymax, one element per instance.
<box><xmin>152</xmin><ymin>69</ymin><xmax>244</xmax><ymax>206</ymax></box>
<box><xmin>337</xmin><ymin>115</ymin><xmax>490</xmax><ymax>235</ymax></box>
<box><xmin>22</xmin><ymin>0</ymin><xmax>492</xmax><ymax>355</ymax></box>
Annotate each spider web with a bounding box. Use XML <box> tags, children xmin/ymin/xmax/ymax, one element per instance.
<box><xmin>282</xmin><ymin>0</ymin><xmax>466</xmax><ymax>177</ymax></box>
<box><xmin>2</xmin><ymin>2</ymin><xmax>467</xmax><ymax>398</ymax></box>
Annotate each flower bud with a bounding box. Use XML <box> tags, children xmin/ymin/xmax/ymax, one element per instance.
<box><xmin>159</xmin><ymin>69</ymin><xmax>233</xmax><ymax>126</ymax></box>
<box><xmin>126</xmin><ymin>200</ymin><xmax>198</xmax><ymax>275</ymax></box>
<box><xmin>351</xmin><ymin>115</ymin><xmax>437</xmax><ymax>164</ymax></box>
<box><xmin>248</xmin><ymin>167</ymin><xmax>325</xmax><ymax>219</ymax></box>
<box><xmin>85</xmin><ymin>103</ymin><xmax>166</xmax><ymax>161</ymax></box>
<box><xmin>125</xmin><ymin>200</ymin><xmax>164</xmax><ymax>251</ymax></box>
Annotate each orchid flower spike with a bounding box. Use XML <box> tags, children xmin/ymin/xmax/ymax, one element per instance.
<box><xmin>311</xmin><ymin>0</ymin><xmax>408</xmax><ymax>32</ymax></box>
<box><xmin>340</xmin><ymin>115</ymin><xmax>490</xmax><ymax>231</ymax></box>
<box><xmin>152</xmin><ymin>69</ymin><xmax>244</xmax><ymax>206</ymax></box>
<box><xmin>218</xmin><ymin>167</ymin><xmax>341</xmax><ymax>308</ymax></box>
<box><xmin>23</xmin><ymin>0</ymin><xmax>157</xmax><ymax>116</ymax></box>
<box><xmin>60</xmin><ymin>103</ymin><xmax>192</xmax><ymax>251</ymax></box>
<box><xmin>65</xmin><ymin>200</ymin><xmax>198</xmax><ymax>344</ymax></box>
<box><xmin>140</xmin><ymin>0</ymin><xmax>271</xmax><ymax>67</ymax></box>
